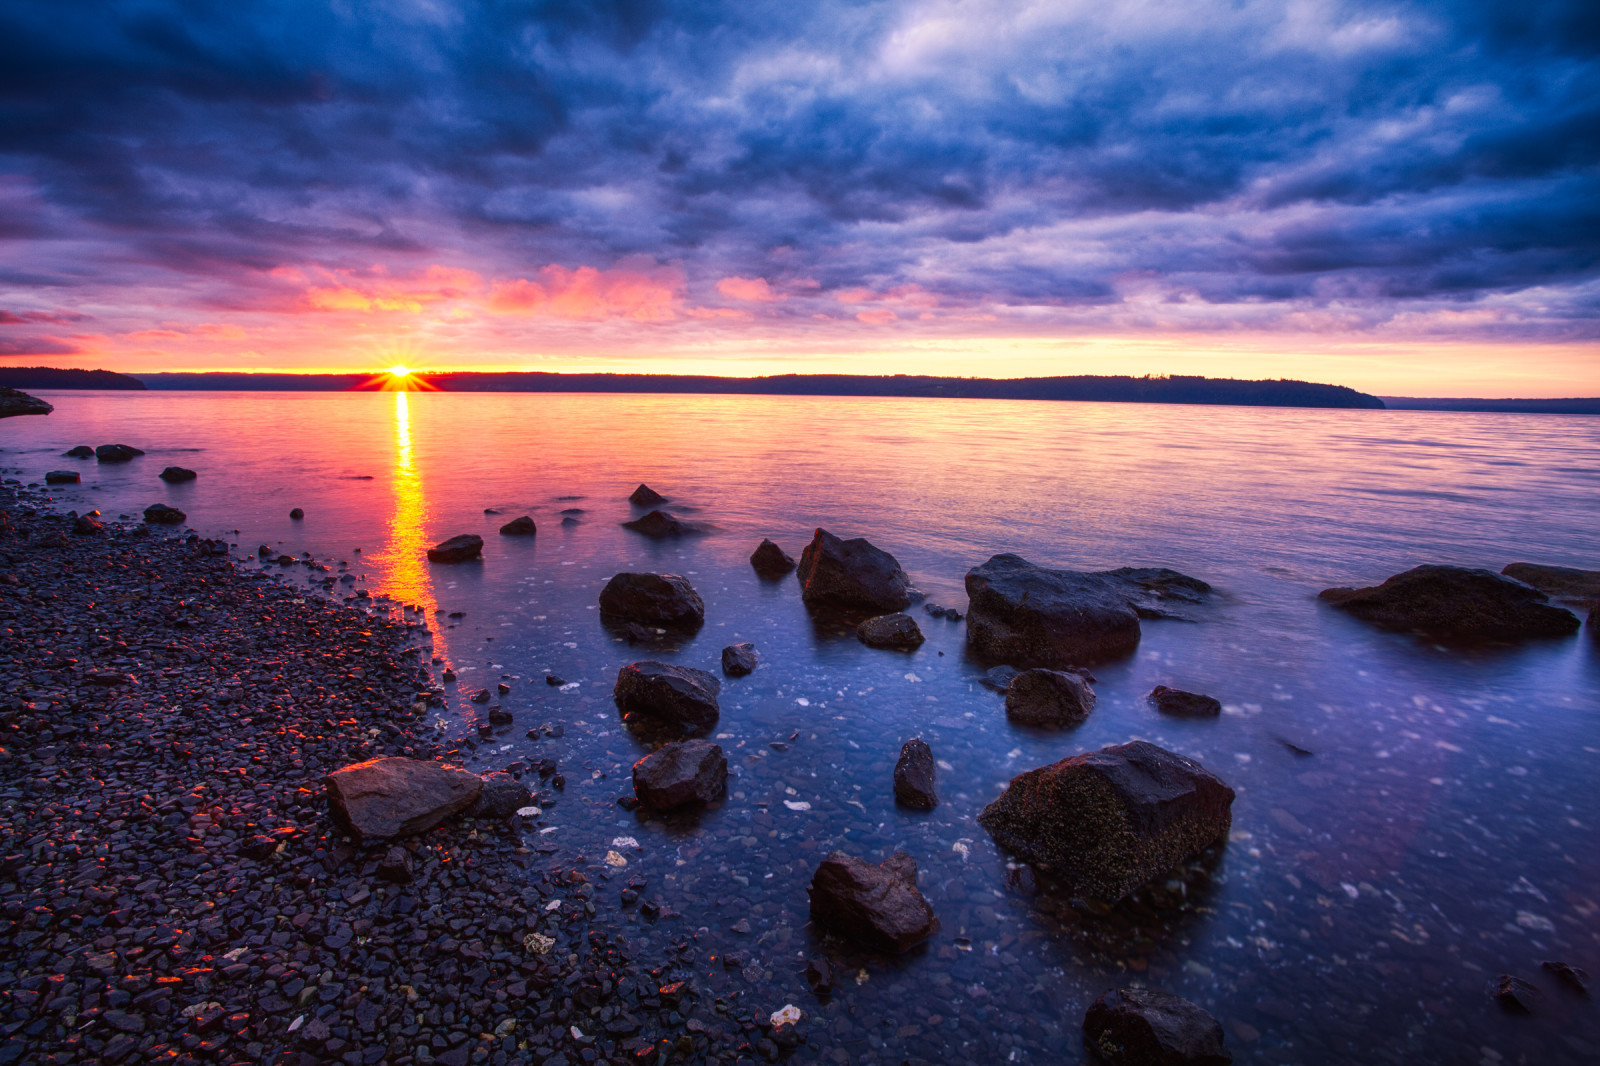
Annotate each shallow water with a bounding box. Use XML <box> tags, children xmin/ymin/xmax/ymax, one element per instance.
<box><xmin>6</xmin><ymin>390</ymin><xmax>1600</xmax><ymax>1064</ymax></box>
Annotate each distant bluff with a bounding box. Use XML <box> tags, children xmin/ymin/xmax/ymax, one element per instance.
<box><xmin>0</xmin><ymin>367</ymin><xmax>146</xmax><ymax>390</ymax></box>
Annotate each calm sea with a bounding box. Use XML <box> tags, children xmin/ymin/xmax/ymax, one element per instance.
<box><xmin>7</xmin><ymin>390</ymin><xmax>1600</xmax><ymax>1064</ymax></box>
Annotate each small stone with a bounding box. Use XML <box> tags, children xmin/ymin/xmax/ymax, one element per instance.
<box><xmin>629</xmin><ymin>483</ymin><xmax>668</xmax><ymax>506</ymax></box>
<box><xmin>1491</xmin><ymin>974</ymin><xmax>1543</xmax><ymax>1013</ymax></box>
<box><xmin>1541</xmin><ymin>961</ymin><xmax>1591</xmax><ymax>994</ymax></box>
<box><xmin>1150</xmin><ymin>685</ymin><xmax>1222</xmax><ymax>718</ymax></box>
<box><xmin>893</xmin><ymin>738</ymin><xmax>938</xmax><ymax>810</ymax></box>
<box><xmin>857</xmin><ymin>613</ymin><xmax>925</xmax><ymax>650</ymax></box>
<box><xmin>158</xmin><ymin>466</ymin><xmax>197</xmax><ymax>483</ymax></box>
<box><xmin>375</xmin><ymin>847</ymin><xmax>414</xmax><ymax>884</ymax></box>
<box><xmin>804</xmin><ymin>957</ymin><xmax>834</xmax><ymax>995</ymax></box>
<box><xmin>499</xmin><ymin>515</ymin><xmax>537</xmax><ymax>535</ymax></box>
<box><xmin>721</xmin><ymin>642</ymin><xmax>759</xmax><ymax>677</ymax></box>
<box><xmin>289</xmin><ymin>507</ymin><xmax>304</xmax><ymax>520</ymax></box>
<box><xmin>750</xmin><ymin>538</ymin><xmax>796</xmax><ymax>577</ymax></box>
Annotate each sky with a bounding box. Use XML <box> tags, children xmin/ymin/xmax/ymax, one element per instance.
<box><xmin>0</xmin><ymin>0</ymin><xmax>1596</xmax><ymax>395</ymax></box>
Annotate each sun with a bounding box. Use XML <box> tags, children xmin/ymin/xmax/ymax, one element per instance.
<box><xmin>387</xmin><ymin>365</ymin><xmax>412</xmax><ymax>377</ymax></box>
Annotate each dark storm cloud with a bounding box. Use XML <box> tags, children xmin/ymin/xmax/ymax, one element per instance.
<box><xmin>0</xmin><ymin>0</ymin><xmax>1596</xmax><ymax>337</ymax></box>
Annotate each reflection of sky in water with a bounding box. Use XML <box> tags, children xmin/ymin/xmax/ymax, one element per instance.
<box><xmin>7</xmin><ymin>392</ymin><xmax>1599</xmax><ymax>1064</ymax></box>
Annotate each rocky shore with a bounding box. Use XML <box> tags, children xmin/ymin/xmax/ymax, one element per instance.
<box><xmin>0</xmin><ymin>486</ymin><xmax>771</xmax><ymax>1066</ymax></box>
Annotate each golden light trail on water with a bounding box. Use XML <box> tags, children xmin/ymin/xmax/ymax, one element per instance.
<box><xmin>373</xmin><ymin>391</ymin><xmax>441</xmax><ymax>637</ymax></box>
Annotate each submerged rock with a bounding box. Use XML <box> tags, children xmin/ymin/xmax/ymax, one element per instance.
<box><xmin>45</xmin><ymin>470</ymin><xmax>80</xmax><ymax>485</ymax></box>
<box><xmin>1491</xmin><ymin>974</ymin><xmax>1543</xmax><ymax>1014</ymax></box>
<box><xmin>1501</xmin><ymin>562</ymin><xmax>1600</xmax><ymax>605</ymax></box>
<box><xmin>978</xmin><ymin>740</ymin><xmax>1235</xmax><ymax>902</ymax></box>
<box><xmin>614</xmin><ymin>660</ymin><xmax>721</xmax><ymax>736</ymax></box>
<box><xmin>629</xmin><ymin>483</ymin><xmax>668</xmax><ymax>506</ymax></box>
<box><xmin>142</xmin><ymin>503</ymin><xmax>185</xmax><ymax>525</ymax></box>
<box><xmin>324</xmin><ymin>757</ymin><xmax>483</xmax><ymax>840</ymax></box>
<box><xmin>857</xmin><ymin>612</ymin><xmax>925</xmax><ymax>650</ymax></box>
<box><xmin>427</xmin><ymin>533</ymin><xmax>484</xmax><ymax>563</ymax></box>
<box><xmin>0</xmin><ymin>387</ymin><xmax>52</xmax><ymax>418</ymax></box>
<box><xmin>633</xmin><ymin>739</ymin><xmax>727</xmax><ymax>810</ymax></box>
<box><xmin>797</xmin><ymin>528</ymin><xmax>913</xmax><ymax>613</ymax></box>
<box><xmin>979</xmin><ymin>665</ymin><xmax>1020</xmax><ymax>692</ymax></box>
<box><xmin>721</xmin><ymin>642</ymin><xmax>759</xmax><ymax>677</ymax></box>
<box><xmin>62</xmin><ymin>445</ymin><xmax>94</xmax><ymax>458</ymax></box>
<box><xmin>1540</xmin><ymin>960</ymin><xmax>1590</xmax><ymax>994</ymax></box>
<box><xmin>966</xmin><ymin>554</ymin><xmax>1150</xmax><ymax>666</ymax></box>
<box><xmin>1149</xmin><ymin>686</ymin><xmax>1222</xmax><ymax>718</ymax></box>
<box><xmin>471</xmin><ymin>772</ymin><xmax>532</xmax><ymax>820</ymax></box>
<box><xmin>893</xmin><ymin>738</ymin><xmax>938</xmax><ymax>810</ymax></box>
<box><xmin>158</xmin><ymin>466</ymin><xmax>197</xmax><ymax>483</ymax></box>
<box><xmin>1006</xmin><ymin>668</ymin><xmax>1096</xmax><ymax>727</ymax></box>
<box><xmin>622</xmin><ymin>509</ymin><xmax>705</xmax><ymax>539</ymax></box>
<box><xmin>95</xmin><ymin>443</ymin><xmax>144</xmax><ymax>463</ymax></box>
<box><xmin>750</xmin><ymin>538</ymin><xmax>797</xmax><ymax>577</ymax></box>
<box><xmin>1321</xmin><ymin>564</ymin><xmax>1579</xmax><ymax>641</ymax></box>
<box><xmin>499</xmin><ymin>515</ymin><xmax>537</xmax><ymax>535</ymax></box>
<box><xmin>808</xmin><ymin>851</ymin><xmax>938</xmax><ymax>953</ymax></box>
<box><xmin>1082</xmin><ymin>988</ymin><xmax>1232</xmax><ymax>1066</ymax></box>
<box><xmin>599</xmin><ymin>572</ymin><xmax>705</xmax><ymax>629</ymax></box>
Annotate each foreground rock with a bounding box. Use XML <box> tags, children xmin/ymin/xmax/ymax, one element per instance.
<box><xmin>629</xmin><ymin>483</ymin><xmax>668</xmax><ymax>506</ymax></box>
<box><xmin>797</xmin><ymin>528</ymin><xmax>913</xmax><ymax>613</ymax></box>
<box><xmin>1320</xmin><ymin>564</ymin><xmax>1580</xmax><ymax>641</ymax></box>
<box><xmin>599</xmin><ymin>571</ymin><xmax>705</xmax><ymax>629</ymax></box>
<box><xmin>158</xmin><ymin>465</ymin><xmax>197</xmax><ymax>482</ymax></box>
<box><xmin>893</xmin><ymin>738</ymin><xmax>938</xmax><ymax>809</ymax></box>
<box><xmin>978</xmin><ymin>740</ymin><xmax>1235</xmax><ymax>902</ymax></box>
<box><xmin>95</xmin><ymin>443</ymin><xmax>145</xmax><ymax>462</ymax></box>
<box><xmin>0</xmin><ymin>386</ymin><xmax>51</xmax><ymax>418</ymax></box>
<box><xmin>622</xmin><ymin>509</ymin><xmax>706</xmax><ymax>538</ymax></box>
<box><xmin>45</xmin><ymin>470</ymin><xmax>79</xmax><ymax>485</ymax></box>
<box><xmin>721</xmin><ymin>641</ymin><xmax>759</xmax><ymax>676</ymax></box>
<box><xmin>614</xmin><ymin>660</ymin><xmax>721</xmax><ymax>735</ymax></box>
<box><xmin>426</xmin><ymin>532</ymin><xmax>484</xmax><ymax>563</ymax></box>
<box><xmin>808</xmin><ymin>851</ymin><xmax>938</xmax><ymax>953</ymax></box>
<box><xmin>857</xmin><ymin>612</ymin><xmax>925</xmax><ymax>649</ymax></box>
<box><xmin>1501</xmin><ymin>562</ymin><xmax>1600</xmax><ymax>605</ymax></box>
<box><xmin>750</xmin><ymin>537</ymin><xmax>797</xmax><ymax>577</ymax></box>
<box><xmin>142</xmin><ymin>503</ymin><xmax>186</xmax><ymax>525</ymax></box>
<box><xmin>1006</xmin><ymin>667</ymin><xmax>1096</xmax><ymax>727</ymax></box>
<box><xmin>499</xmin><ymin>514</ymin><xmax>537</xmax><ymax>535</ymax></box>
<box><xmin>633</xmin><ymin>739</ymin><xmax>728</xmax><ymax>810</ymax></box>
<box><xmin>1150</xmin><ymin>685</ymin><xmax>1222</xmax><ymax>718</ymax></box>
<box><xmin>1083</xmin><ymin>988</ymin><xmax>1232</xmax><ymax>1065</ymax></box>
<box><xmin>323</xmin><ymin>757</ymin><xmax>483</xmax><ymax>839</ymax></box>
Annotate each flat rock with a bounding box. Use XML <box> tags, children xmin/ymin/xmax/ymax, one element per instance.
<box><xmin>1083</xmin><ymin>988</ymin><xmax>1232</xmax><ymax>1065</ymax></box>
<box><xmin>1321</xmin><ymin>564</ymin><xmax>1579</xmax><ymax>641</ymax></box>
<box><xmin>808</xmin><ymin>851</ymin><xmax>938</xmax><ymax>953</ymax></box>
<box><xmin>599</xmin><ymin>572</ymin><xmax>705</xmax><ymax>629</ymax></box>
<box><xmin>1501</xmin><ymin>562</ymin><xmax>1600</xmax><ymax>605</ymax></box>
<box><xmin>427</xmin><ymin>534</ymin><xmax>483</xmax><ymax>563</ymax></box>
<box><xmin>613</xmin><ymin>660</ymin><xmax>721</xmax><ymax>736</ymax></box>
<box><xmin>629</xmin><ymin>483</ymin><xmax>668</xmax><ymax>506</ymax></box>
<box><xmin>45</xmin><ymin>470</ymin><xmax>80</xmax><ymax>485</ymax></box>
<box><xmin>499</xmin><ymin>515</ymin><xmax>537</xmax><ymax>535</ymax></box>
<box><xmin>966</xmin><ymin>554</ymin><xmax>1158</xmax><ymax>666</ymax></box>
<box><xmin>96</xmin><ymin>443</ymin><xmax>145</xmax><ymax>462</ymax></box>
<box><xmin>1006</xmin><ymin>668</ymin><xmax>1095</xmax><ymax>727</ymax></box>
<box><xmin>857</xmin><ymin>612</ymin><xmax>925</xmax><ymax>649</ymax></box>
<box><xmin>142</xmin><ymin>503</ymin><xmax>185</xmax><ymax>525</ymax></box>
<box><xmin>324</xmin><ymin>757</ymin><xmax>483</xmax><ymax>840</ymax></box>
<box><xmin>978</xmin><ymin>740</ymin><xmax>1235</xmax><ymax>902</ymax></box>
<box><xmin>622</xmin><ymin>509</ymin><xmax>705</xmax><ymax>538</ymax></box>
<box><xmin>158</xmin><ymin>466</ymin><xmax>197</xmax><ymax>483</ymax></box>
<box><xmin>632</xmin><ymin>739</ymin><xmax>727</xmax><ymax>810</ymax></box>
<box><xmin>470</xmin><ymin>772</ymin><xmax>532</xmax><ymax>820</ymax></box>
<box><xmin>750</xmin><ymin>538</ymin><xmax>796</xmax><ymax>577</ymax></box>
<box><xmin>797</xmin><ymin>528</ymin><xmax>913</xmax><ymax>613</ymax></box>
<box><xmin>893</xmin><ymin>738</ymin><xmax>938</xmax><ymax>809</ymax></box>
<box><xmin>0</xmin><ymin>387</ymin><xmax>52</xmax><ymax>418</ymax></box>
<box><xmin>1150</xmin><ymin>685</ymin><xmax>1222</xmax><ymax>718</ymax></box>
<box><xmin>721</xmin><ymin>642</ymin><xmax>759</xmax><ymax>677</ymax></box>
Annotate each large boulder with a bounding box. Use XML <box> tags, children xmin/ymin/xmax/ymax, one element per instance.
<box><xmin>1500</xmin><ymin>562</ymin><xmax>1600</xmax><ymax>606</ymax></box>
<box><xmin>629</xmin><ymin>483</ymin><xmax>668</xmax><ymax>506</ymax></box>
<box><xmin>324</xmin><ymin>758</ymin><xmax>483</xmax><ymax>840</ymax></box>
<box><xmin>1320</xmin><ymin>565</ymin><xmax>1579</xmax><ymax>641</ymax></box>
<box><xmin>857</xmin><ymin>613</ymin><xmax>925</xmax><ymax>650</ymax></box>
<box><xmin>633</xmin><ymin>739</ymin><xmax>727</xmax><ymax>810</ymax></box>
<box><xmin>966</xmin><ymin>554</ymin><xmax>1143</xmax><ymax>666</ymax></box>
<box><xmin>977</xmin><ymin>740</ymin><xmax>1234</xmax><ymax>902</ymax></box>
<box><xmin>143</xmin><ymin>503</ymin><xmax>185</xmax><ymax>525</ymax></box>
<box><xmin>808</xmin><ymin>851</ymin><xmax>938</xmax><ymax>953</ymax></box>
<box><xmin>427</xmin><ymin>534</ymin><xmax>483</xmax><ymax>563</ymax></box>
<box><xmin>797</xmin><ymin>529</ymin><xmax>912</xmax><ymax>613</ymax></box>
<box><xmin>622</xmin><ymin>509</ymin><xmax>705</xmax><ymax>538</ymax></box>
<box><xmin>96</xmin><ymin>443</ymin><xmax>144</xmax><ymax>462</ymax></box>
<box><xmin>159</xmin><ymin>466</ymin><xmax>197</xmax><ymax>483</ymax></box>
<box><xmin>893</xmin><ymin>738</ymin><xmax>938</xmax><ymax>810</ymax></box>
<box><xmin>499</xmin><ymin>515</ymin><xmax>537</xmax><ymax>535</ymax></box>
<box><xmin>750</xmin><ymin>538</ymin><xmax>796</xmax><ymax>577</ymax></box>
<box><xmin>1083</xmin><ymin>988</ymin><xmax>1232</xmax><ymax>1066</ymax></box>
<box><xmin>599</xmin><ymin>572</ymin><xmax>705</xmax><ymax>629</ymax></box>
<box><xmin>0</xmin><ymin>387</ymin><xmax>51</xmax><ymax>418</ymax></box>
<box><xmin>1006</xmin><ymin>668</ymin><xmax>1095</xmax><ymax>727</ymax></box>
<box><xmin>613</xmin><ymin>661</ymin><xmax>721</xmax><ymax>736</ymax></box>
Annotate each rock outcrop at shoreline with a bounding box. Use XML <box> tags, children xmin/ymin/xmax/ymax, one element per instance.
<box><xmin>1320</xmin><ymin>564</ymin><xmax>1580</xmax><ymax>641</ymax></box>
<box><xmin>0</xmin><ymin>386</ymin><xmax>51</xmax><ymax>418</ymax></box>
<box><xmin>796</xmin><ymin>528</ymin><xmax>914</xmax><ymax>613</ymax></box>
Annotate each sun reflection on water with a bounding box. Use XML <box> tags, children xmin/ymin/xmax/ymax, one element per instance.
<box><xmin>372</xmin><ymin>391</ymin><xmax>437</xmax><ymax>616</ymax></box>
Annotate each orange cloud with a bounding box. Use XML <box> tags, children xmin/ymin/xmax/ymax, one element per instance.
<box><xmin>124</xmin><ymin>329</ymin><xmax>185</xmax><ymax>341</ymax></box>
<box><xmin>303</xmin><ymin>265</ymin><xmax>482</xmax><ymax>314</ymax></box>
<box><xmin>488</xmin><ymin>262</ymin><xmax>683</xmax><ymax>321</ymax></box>
<box><xmin>195</xmin><ymin>323</ymin><xmax>249</xmax><ymax>339</ymax></box>
<box><xmin>716</xmin><ymin>276</ymin><xmax>779</xmax><ymax>302</ymax></box>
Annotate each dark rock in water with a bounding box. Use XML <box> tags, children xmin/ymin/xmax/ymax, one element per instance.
<box><xmin>632</xmin><ymin>739</ymin><xmax>727</xmax><ymax>810</ymax></box>
<box><xmin>63</xmin><ymin>445</ymin><xmax>94</xmax><ymax>458</ymax></box>
<box><xmin>375</xmin><ymin>847</ymin><xmax>415</xmax><ymax>884</ymax></box>
<box><xmin>599</xmin><ymin>572</ymin><xmax>705</xmax><ymax>629</ymax></box>
<box><xmin>808</xmin><ymin>851</ymin><xmax>938</xmax><ymax>953</ymax></box>
<box><xmin>561</xmin><ymin>515</ymin><xmax>580</xmax><ymax>526</ymax></box>
<box><xmin>499</xmin><ymin>515</ymin><xmax>537</xmax><ymax>535</ymax></box>
<box><xmin>1082</xmin><ymin>988</ymin><xmax>1232</xmax><ymax>1066</ymax></box>
<box><xmin>1501</xmin><ymin>562</ymin><xmax>1600</xmax><ymax>605</ymax></box>
<box><xmin>1006</xmin><ymin>668</ymin><xmax>1096</xmax><ymax>727</ymax></box>
<box><xmin>979</xmin><ymin>665</ymin><xmax>1020</xmax><ymax>692</ymax></box>
<box><xmin>143</xmin><ymin>503</ymin><xmax>185</xmax><ymax>525</ymax></box>
<box><xmin>288</xmin><ymin>507</ymin><xmax>304</xmax><ymax>520</ymax></box>
<box><xmin>560</xmin><ymin>507</ymin><xmax>585</xmax><ymax>515</ymax></box>
<box><xmin>95</xmin><ymin>443</ymin><xmax>145</xmax><ymax>462</ymax></box>
<box><xmin>622</xmin><ymin>509</ymin><xmax>705</xmax><ymax>538</ymax></box>
<box><xmin>893</xmin><ymin>738</ymin><xmax>938</xmax><ymax>810</ymax></box>
<box><xmin>545</xmin><ymin>673</ymin><xmax>565</xmax><ymax>686</ymax></box>
<box><xmin>978</xmin><ymin>740</ymin><xmax>1235</xmax><ymax>902</ymax></box>
<box><xmin>324</xmin><ymin>757</ymin><xmax>482</xmax><ymax>840</ymax></box>
<box><xmin>427</xmin><ymin>533</ymin><xmax>483</xmax><ymax>563</ymax></box>
<box><xmin>924</xmin><ymin>603</ymin><xmax>964</xmax><ymax>620</ymax></box>
<box><xmin>750</xmin><ymin>538</ymin><xmax>796</xmax><ymax>577</ymax></box>
<box><xmin>73</xmin><ymin>512</ymin><xmax>103</xmax><ymax>535</ymax></box>
<box><xmin>487</xmin><ymin>707</ymin><xmax>512</xmax><ymax>725</ymax></box>
<box><xmin>0</xmin><ymin>387</ymin><xmax>52</xmax><ymax>418</ymax></box>
<box><xmin>966</xmin><ymin>554</ymin><xmax>1141</xmax><ymax>666</ymax></box>
<box><xmin>257</xmin><ymin>544</ymin><xmax>272</xmax><ymax>557</ymax></box>
<box><xmin>1100</xmin><ymin>567</ymin><xmax>1215</xmax><ymax>619</ymax></box>
<box><xmin>1150</xmin><ymin>685</ymin><xmax>1222</xmax><ymax>718</ymax></box>
<box><xmin>158</xmin><ymin>466</ymin><xmax>197</xmax><ymax>483</ymax></box>
<box><xmin>1541</xmin><ymin>961</ymin><xmax>1590</xmax><ymax>994</ymax></box>
<box><xmin>805</xmin><ymin>957</ymin><xmax>835</xmax><ymax>996</ymax></box>
<box><xmin>470</xmin><ymin>772</ymin><xmax>532</xmax><ymax>820</ymax></box>
<box><xmin>1321</xmin><ymin>565</ymin><xmax>1580</xmax><ymax>641</ymax></box>
<box><xmin>857</xmin><ymin>612</ymin><xmax>925</xmax><ymax>649</ymax></box>
<box><xmin>441</xmin><ymin>669</ymin><xmax>456</xmax><ymax>683</ymax></box>
<box><xmin>797</xmin><ymin>528</ymin><xmax>913</xmax><ymax>613</ymax></box>
<box><xmin>1491</xmin><ymin>974</ymin><xmax>1543</xmax><ymax>1013</ymax></box>
<box><xmin>45</xmin><ymin>470</ymin><xmax>80</xmax><ymax>485</ymax></box>
<box><xmin>630</xmin><ymin>483</ymin><xmax>668</xmax><ymax>506</ymax></box>
<box><xmin>722</xmin><ymin>642</ymin><xmax>759</xmax><ymax>677</ymax></box>
<box><xmin>470</xmin><ymin>688</ymin><xmax>491</xmax><ymax>703</ymax></box>
<box><xmin>614</xmin><ymin>660</ymin><xmax>721</xmax><ymax>736</ymax></box>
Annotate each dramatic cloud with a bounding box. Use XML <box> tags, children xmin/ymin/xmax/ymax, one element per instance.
<box><xmin>0</xmin><ymin>0</ymin><xmax>1595</xmax><ymax>388</ymax></box>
